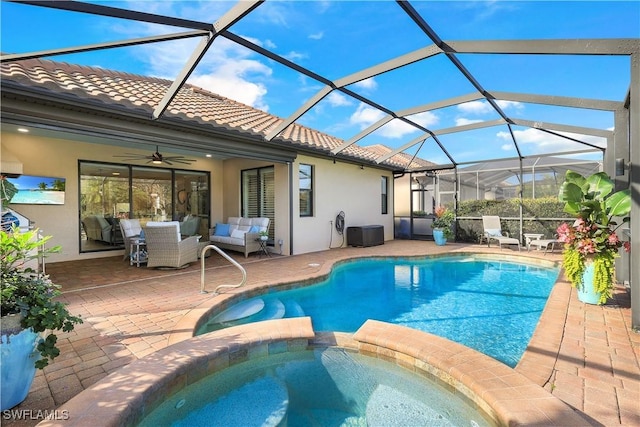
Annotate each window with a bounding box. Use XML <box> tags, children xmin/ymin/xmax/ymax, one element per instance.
<box><xmin>79</xmin><ymin>161</ymin><xmax>209</xmax><ymax>253</ymax></box>
<box><xmin>242</xmin><ymin>166</ymin><xmax>275</xmax><ymax>239</ymax></box>
<box><xmin>381</xmin><ymin>176</ymin><xmax>389</xmax><ymax>214</ymax></box>
<box><xmin>299</xmin><ymin>164</ymin><xmax>313</xmax><ymax>217</ymax></box>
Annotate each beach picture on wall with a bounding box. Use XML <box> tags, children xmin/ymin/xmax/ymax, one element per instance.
<box><xmin>8</xmin><ymin>175</ymin><xmax>66</xmax><ymax>205</ymax></box>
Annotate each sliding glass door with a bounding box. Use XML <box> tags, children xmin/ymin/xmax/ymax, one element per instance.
<box><xmin>79</xmin><ymin>161</ymin><xmax>210</xmax><ymax>253</ymax></box>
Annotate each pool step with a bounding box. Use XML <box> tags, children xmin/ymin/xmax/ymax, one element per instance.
<box><xmin>213</xmin><ymin>298</ymin><xmax>265</xmax><ymax>323</ymax></box>
<box><xmin>260</xmin><ymin>298</ymin><xmax>286</xmax><ymax>320</ymax></box>
<box><xmin>284</xmin><ymin>300</ymin><xmax>305</xmax><ymax>317</ymax></box>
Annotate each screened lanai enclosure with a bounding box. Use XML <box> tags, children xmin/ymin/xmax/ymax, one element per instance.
<box><xmin>395</xmin><ymin>155</ymin><xmax>602</xmax><ymax>241</ymax></box>
<box><xmin>1</xmin><ymin>1</ymin><xmax>639</xmax><ymax>327</ymax></box>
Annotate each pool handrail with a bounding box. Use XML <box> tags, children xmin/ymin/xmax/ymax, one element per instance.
<box><xmin>200</xmin><ymin>244</ymin><xmax>247</xmax><ymax>294</ymax></box>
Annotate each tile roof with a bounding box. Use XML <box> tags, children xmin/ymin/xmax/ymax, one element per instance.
<box><xmin>1</xmin><ymin>58</ymin><xmax>429</xmax><ymax>170</ymax></box>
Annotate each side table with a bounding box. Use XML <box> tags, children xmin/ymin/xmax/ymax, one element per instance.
<box><xmin>130</xmin><ymin>238</ymin><xmax>147</xmax><ymax>267</ymax></box>
<box><xmin>523</xmin><ymin>233</ymin><xmax>544</xmax><ymax>250</ymax></box>
<box><xmin>257</xmin><ymin>238</ymin><xmax>271</xmax><ymax>258</ymax></box>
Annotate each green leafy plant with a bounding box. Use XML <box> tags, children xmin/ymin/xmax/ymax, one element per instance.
<box><xmin>557</xmin><ymin>171</ymin><xmax>631</xmax><ymax>304</ymax></box>
<box><xmin>431</xmin><ymin>206</ymin><xmax>454</xmax><ymax>239</ymax></box>
<box><xmin>1</xmin><ymin>227</ymin><xmax>83</xmax><ymax>369</ymax></box>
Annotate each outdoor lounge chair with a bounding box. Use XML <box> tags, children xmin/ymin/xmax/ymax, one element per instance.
<box><xmin>481</xmin><ymin>215</ymin><xmax>521</xmax><ymax>251</ymax></box>
<box><xmin>143</xmin><ymin>222</ymin><xmax>199</xmax><ymax>269</ymax></box>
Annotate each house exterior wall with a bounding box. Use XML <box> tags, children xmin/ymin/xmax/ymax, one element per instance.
<box><xmin>291</xmin><ymin>154</ymin><xmax>394</xmax><ymax>255</ymax></box>
<box><xmin>1</xmin><ymin>132</ymin><xmax>222</xmax><ymax>263</ymax></box>
<box><xmin>2</xmin><ymin>132</ymin><xmax>396</xmax><ymax>262</ymax></box>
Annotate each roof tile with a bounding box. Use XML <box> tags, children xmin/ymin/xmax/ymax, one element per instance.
<box><xmin>1</xmin><ymin>58</ymin><xmax>430</xmax><ymax>170</ymax></box>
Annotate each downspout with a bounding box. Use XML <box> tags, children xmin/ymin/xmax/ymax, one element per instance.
<box><xmin>288</xmin><ymin>161</ymin><xmax>294</xmax><ymax>255</ymax></box>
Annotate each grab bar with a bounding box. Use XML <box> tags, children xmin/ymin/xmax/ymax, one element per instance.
<box><xmin>200</xmin><ymin>244</ymin><xmax>247</xmax><ymax>294</ymax></box>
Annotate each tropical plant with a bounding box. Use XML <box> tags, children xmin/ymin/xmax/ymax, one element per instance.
<box><xmin>1</xmin><ymin>227</ymin><xmax>83</xmax><ymax>368</ymax></box>
<box><xmin>557</xmin><ymin>171</ymin><xmax>631</xmax><ymax>304</ymax></box>
<box><xmin>431</xmin><ymin>206</ymin><xmax>454</xmax><ymax>239</ymax></box>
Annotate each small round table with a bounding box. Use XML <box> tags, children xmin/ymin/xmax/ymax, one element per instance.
<box><xmin>257</xmin><ymin>238</ymin><xmax>271</xmax><ymax>258</ymax></box>
<box><xmin>523</xmin><ymin>233</ymin><xmax>544</xmax><ymax>250</ymax></box>
<box><xmin>129</xmin><ymin>238</ymin><xmax>147</xmax><ymax>267</ymax></box>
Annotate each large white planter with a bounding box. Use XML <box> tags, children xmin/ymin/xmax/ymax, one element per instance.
<box><xmin>1</xmin><ymin>317</ymin><xmax>40</xmax><ymax>410</ymax></box>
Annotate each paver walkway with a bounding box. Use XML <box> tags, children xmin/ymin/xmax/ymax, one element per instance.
<box><xmin>3</xmin><ymin>241</ymin><xmax>639</xmax><ymax>426</ymax></box>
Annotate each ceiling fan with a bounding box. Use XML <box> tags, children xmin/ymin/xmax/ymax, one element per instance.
<box><xmin>113</xmin><ymin>146</ymin><xmax>195</xmax><ymax>165</ymax></box>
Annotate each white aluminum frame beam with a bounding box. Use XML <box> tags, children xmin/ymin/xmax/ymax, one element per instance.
<box><xmin>490</xmin><ymin>91</ymin><xmax>621</xmax><ymax>111</ymax></box>
<box><xmin>447</xmin><ymin>39</ymin><xmax>640</xmax><ymax>55</ymax></box>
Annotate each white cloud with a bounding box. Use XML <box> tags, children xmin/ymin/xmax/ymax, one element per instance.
<box><xmin>497</xmin><ymin>128</ymin><xmax>607</xmax><ymax>153</ymax></box>
<box><xmin>285</xmin><ymin>51</ymin><xmax>308</xmax><ymax>61</ymax></box>
<box><xmin>348</xmin><ymin>105</ymin><xmax>438</xmax><ymax>139</ymax></box>
<box><xmin>458</xmin><ymin>100</ymin><xmax>493</xmax><ymax>115</ymax></box>
<box><xmin>350</xmin><ymin>103</ymin><xmax>385</xmax><ymax>128</ymax></box>
<box><xmin>456</xmin><ymin>118</ymin><xmax>483</xmax><ymax>126</ymax></box>
<box><xmin>407</xmin><ymin>111</ymin><xmax>439</xmax><ymax>129</ymax></box>
<box><xmin>326</xmin><ymin>92</ymin><xmax>352</xmax><ymax>107</ymax></box>
<box><xmin>309</xmin><ymin>31</ymin><xmax>324</xmax><ymax>40</ymax></box>
<box><xmin>496</xmin><ymin>100</ymin><xmax>523</xmax><ymax>110</ymax></box>
<box><xmin>189</xmin><ymin>72</ymin><xmax>269</xmax><ymax>112</ymax></box>
<box><xmin>264</xmin><ymin>39</ymin><xmax>277</xmax><ymax>50</ymax></box>
<box><xmin>353</xmin><ymin>78</ymin><xmax>378</xmax><ymax>91</ymax></box>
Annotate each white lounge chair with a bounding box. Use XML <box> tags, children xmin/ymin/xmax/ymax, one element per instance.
<box><xmin>481</xmin><ymin>216</ymin><xmax>520</xmax><ymax>251</ymax></box>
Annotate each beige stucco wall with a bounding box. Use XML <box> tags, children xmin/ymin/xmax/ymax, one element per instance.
<box><xmin>2</xmin><ymin>132</ymin><xmax>396</xmax><ymax>262</ymax></box>
<box><xmin>291</xmin><ymin>155</ymin><xmax>394</xmax><ymax>255</ymax></box>
<box><xmin>1</xmin><ymin>132</ymin><xmax>222</xmax><ymax>263</ymax></box>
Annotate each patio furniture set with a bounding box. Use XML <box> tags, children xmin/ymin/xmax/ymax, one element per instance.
<box><xmin>121</xmin><ymin>217</ymin><xmax>271</xmax><ymax>268</ymax></box>
<box><xmin>480</xmin><ymin>215</ymin><xmax>560</xmax><ymax>253</ymax></box>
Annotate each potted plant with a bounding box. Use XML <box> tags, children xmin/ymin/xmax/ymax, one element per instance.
<box><xmin>1</xmin><ymin>226</ymin><xmax>83</xmax><ymax>410</ymax></box>
<box><xmin>431</xmin><ymin>206</ymin><xmax>454</xmax><ymax>246</ymax></box>
<box><xmin>258</xmin><ymin>230</ymin><xmax>269</xmax><ymax>241</ymax></box>
<box><xmin>557</xmin><ymin>170</ymin><xmax>631</xmax><ymax>304</ymax></box>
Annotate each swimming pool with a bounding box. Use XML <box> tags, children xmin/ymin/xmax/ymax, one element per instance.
<box><xmin>137</xmin><ymin>347</ymin><xmax>493</xmax><ymax>427</ymax></box>
<box><xmin>197</xmin><ymin>256</ymin><xmax>559</xmax><ymax>367</ymax></box>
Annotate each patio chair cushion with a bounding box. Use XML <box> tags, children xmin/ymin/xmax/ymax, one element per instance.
<box><xmin>485</xmin><ymin>229</ymin><xmax>502</xmax><ymax>237</ymax></box>
<box><xmin>230</xmin><ymin>228</ymin><xmax>247</xmax><ymax>239</ymax></box>
<box><xmin>214</xmin><ymin>222</ymin><xmax>230</xmax><ymax>236</ymax></box>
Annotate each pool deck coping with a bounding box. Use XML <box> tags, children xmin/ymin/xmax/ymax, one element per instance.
<box><xmin>38</xmin><ymin>317</ymin><xmax>589</xmax><ymax>427</ymax></box>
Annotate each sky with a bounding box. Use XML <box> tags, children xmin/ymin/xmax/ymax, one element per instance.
<box><xmin>1</xmin><ymin>1</ymin><xmax>639</xmax><ymax>165</ymax></box>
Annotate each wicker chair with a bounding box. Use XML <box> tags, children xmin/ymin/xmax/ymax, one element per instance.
<box><xmin>143</xmin><ymin>222</ymin><xmax>199</xmax><ymax>268</ymax></box>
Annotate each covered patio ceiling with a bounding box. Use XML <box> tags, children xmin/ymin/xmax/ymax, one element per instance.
<box><xmin>1</xmin><ymin>0</ymin><xmax>638</xmax><ymax>170</ymax></box>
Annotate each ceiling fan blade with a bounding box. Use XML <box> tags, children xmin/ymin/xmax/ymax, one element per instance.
<box><xmin>164</xmin><ymin>160</ymin><xmax>173</xmax><ymax>165</ymax></box>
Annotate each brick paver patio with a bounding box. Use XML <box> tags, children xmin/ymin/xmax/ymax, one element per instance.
<box><xmin>3</xmin><ymin>241</ymin><xmax>639</xmax><ymax>426</ymax></box>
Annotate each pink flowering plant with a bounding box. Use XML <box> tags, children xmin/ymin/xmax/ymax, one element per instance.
<box><xmin>557</xmin><ymin>171</ymin><xmax>630</xmax><ymax>304</ymax></box>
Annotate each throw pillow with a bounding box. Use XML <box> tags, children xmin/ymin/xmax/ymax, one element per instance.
<box><xmin>248</xmin><ymin>225</ymin><xmax>260</xmax><ymax>233</ymax></box>
<box><xmin>230</xmin><ymin>229</ymin><xmax>247</xmax><ymax>239</ymax></box>
<box><xmin>214</xmin><ymin>223</ymin><xmax>230</xmax><ymax>236</ymax></box>
<box><xmin>485</xmin><ymin>229</ymin><xmax>502</xmax><ymax>237</ymax></box>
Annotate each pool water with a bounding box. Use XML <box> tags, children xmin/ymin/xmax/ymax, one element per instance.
<box><xmin>198</xmin><ymin>256</ymin><xmax>559</xmax><ymax>367</ymax></box>
<box><xmin>137</xmin><ymin>348</ymin><xmax>493</xmax><ymax>427</ymax></box>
